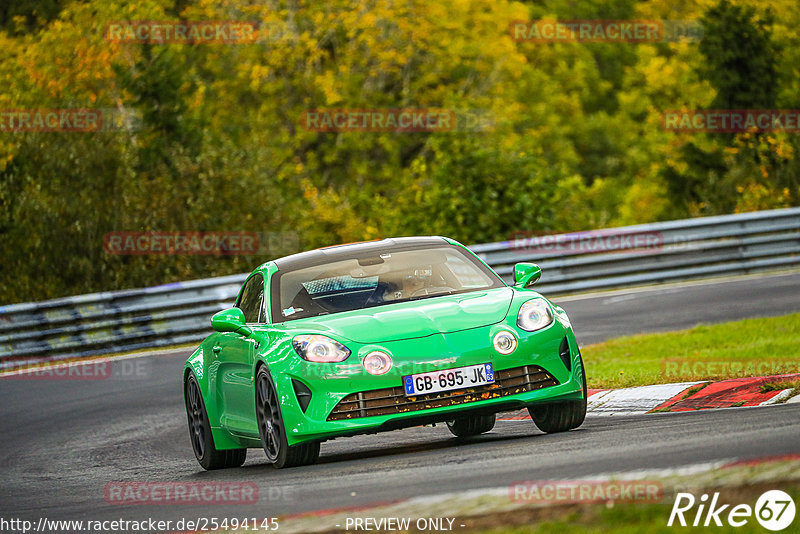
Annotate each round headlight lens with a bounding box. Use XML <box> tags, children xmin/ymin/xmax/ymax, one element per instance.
<box><xmin>493</xmin><ymin>330</ymin><xmax>517</xmax><ymax>355</ymax></box>
<box><xmin>363</xmin><ymin>351</ymin><xmax>393</xmax><ymax>375</ymax></box>
<box><xmin>292</xmin><ymin>335</ymin><xmax>351</xmax><ymax>362</ymax></box>
<box><xmin>517</xmin><ymin>299</ymin><xmax>554</xmax><ymax>332</ymax></box>
<box><xmin>308</xmin><ymin>340</ymin><xmax>330</xmax><ymax>359</ymax></box>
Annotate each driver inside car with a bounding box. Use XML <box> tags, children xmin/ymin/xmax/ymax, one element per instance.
<box><xmin>395</xmin><ymin>267</ymin><xmax>433</xmax><ymax>299</ymax></box>
<box><xmin>376</xmin><ymin>267</ymin><xmax>436</xmax><ymax>301</ymax></box>
<box><xmin>366</xmin><ymin>266</ymin><xmax>434</xmax><ymax>305</ymax></box>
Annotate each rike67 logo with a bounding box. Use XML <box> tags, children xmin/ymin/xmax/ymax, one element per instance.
<box><xmin>669</xmin><ymin>490</ymin><xmax>796</xmax><ymax>531</ymax></box>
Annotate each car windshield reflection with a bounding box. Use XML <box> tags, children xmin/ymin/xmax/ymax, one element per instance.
<box><xmin>272</xmin><ymin>245</ymin><xmax>503</xmax><ymax>322</ymax></box>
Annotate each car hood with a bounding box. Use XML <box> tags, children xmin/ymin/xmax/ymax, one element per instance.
<box><xmin>280</xmin><ymin>287</ymin><xmax>514</xmax><ymax>343</ymax></box>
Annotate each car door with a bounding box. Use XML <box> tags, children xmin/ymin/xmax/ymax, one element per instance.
<box><xmin>216</xmin><ymin>273</ymin><xmax>264</xmax><ymax>434</ymax></box>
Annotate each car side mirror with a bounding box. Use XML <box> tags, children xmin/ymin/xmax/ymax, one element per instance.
<box><xmin>513</xmin><ymin>262</ymin><xmax>542</xmax><ymax>288</ymax></box>
<box><xmin>211</xmin><ymin>307</ymin><xmax>253</xmax><ymax>336</ymax></box>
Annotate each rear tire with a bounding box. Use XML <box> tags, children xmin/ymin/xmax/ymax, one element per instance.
<box><xmin>185</xmin><ymin>375</ymin><xmax>247</xmax><ymax>470</ymax></box>
<box><xmin>446</xmin><ymin>413</ymin><xmax>496</xmax><ymax>437</ymax></box>
<box><xmin>255</xmin><ymin>367</ymin><xmax>320</xmax><ymax>468</ymax></box>
<box><xmin>529</xmin><ymin>355</ymin><xmax>587</xmax><ymax>434</ymax></box>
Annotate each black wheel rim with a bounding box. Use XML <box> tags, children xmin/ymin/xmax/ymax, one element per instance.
<box><xmin>186</xmin><ymin>379</ymin><xmax>205</xmax><ymax>458</ymax></box>
<box><xmin>256</xmin><ymin>373</ymin><xmax>281</xmax><ymax>462</ymax></box>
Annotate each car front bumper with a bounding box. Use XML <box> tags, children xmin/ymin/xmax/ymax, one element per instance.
<box><xmin>271</xmin><ymin>319</ymin><xmax>585</xmax><ymax>446</ymax></box>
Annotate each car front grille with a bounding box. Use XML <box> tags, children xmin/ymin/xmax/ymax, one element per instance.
<box><xmin>327</xmin><ymin>365</ymin><xmax>559</xmax><ymax>421</ymax></box>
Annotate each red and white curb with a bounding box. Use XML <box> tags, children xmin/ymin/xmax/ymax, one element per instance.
<box><xmin>586</xmin><ymin>382</ymin><xmax>705</xmax><ymax>416</ymax></box>
<box><xmin>498</xmin><ymin>373</ymin><xmax>800</xmax><ymax>420</ymax></box>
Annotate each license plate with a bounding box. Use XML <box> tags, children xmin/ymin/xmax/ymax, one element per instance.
<box><xmin>403</xmin><ymin>363</ymin><xmax>495</xmax><ymax>396</ymax></box>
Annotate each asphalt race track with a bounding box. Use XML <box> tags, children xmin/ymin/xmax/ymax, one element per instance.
<box><xmin>2</xmin><ymin>272</ymin><xmax>799</xmax><ymax>526</ymax></box>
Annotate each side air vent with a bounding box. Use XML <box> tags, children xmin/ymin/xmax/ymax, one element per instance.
<box><xmin>559</xmin><ymin>336</ymin><xmax>571</xmax><ymax>372</ymax></box>
<box><xmin>292</xmin><ymin>379</ymin><xmax>312</xmax><ymax>412</ymax></box>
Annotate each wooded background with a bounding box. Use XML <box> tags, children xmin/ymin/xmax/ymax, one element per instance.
<box><xmin>1</xmin><ymin>0</ymin><xmax>798</xmax><ymax>303</ymax></box>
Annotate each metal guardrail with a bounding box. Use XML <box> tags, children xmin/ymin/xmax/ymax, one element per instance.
<box><xmin>472</xmin><ymin>207</ymin><xmax>800</xmax><ymax>294</ymax></box>
<box><xmin>1</xmin><ymin>207</ymin><xmax>799</xmax><ymax>368</ymax></box>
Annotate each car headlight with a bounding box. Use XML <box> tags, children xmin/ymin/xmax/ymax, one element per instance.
<box><xmin>363</xmin><ymin>351</ymin><xmax>393</xmax><ymax>375</ymax></box>
<box><xmin>292</xmin><ymin>335</ymin><xmax>351</xmax><ymax>363</ymax></box>
<box><xmin>493</xmin><ymin>330</ymin><xmax>517</xmax><ymax>355</ymax></box>
<box><xmin>517</xmin><ymin>299</ymin><xmax>554</xmax><ymax>332</ymax></box>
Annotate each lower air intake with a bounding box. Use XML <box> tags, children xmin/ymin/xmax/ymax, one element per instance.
<box><xmin>327</xmin><ymin>365</ymin><xmax>559</xmax><ymax>421</ymax></box>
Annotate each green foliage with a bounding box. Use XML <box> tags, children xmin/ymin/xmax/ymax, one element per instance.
<box><xmin>700</xmin><ymin>0</ymin><xmax>779</xmax><ymax>110</ymax></box>
<box><xmin>656</xmin><ymin>0</ymin><xmax>797</xmax><ymax>216</ymax></box>
<box><xmin>0</xmin><ymin>0</ymin><xmax>62</xmax><ymax>34</ymax></box>
<box><xmin>0</xmin><ymin>0</ymin><xmax>798</xmax><ymax>303</ymax></box>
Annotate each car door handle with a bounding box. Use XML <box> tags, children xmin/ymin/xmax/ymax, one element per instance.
<box><xmin>212</xmin><ymin>345</ymin><xmax>222</xmax><ymax>354</ymax></box>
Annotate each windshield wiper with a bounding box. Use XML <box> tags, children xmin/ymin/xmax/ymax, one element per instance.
<box><xmin>409</xmin><ymin>290</ymin><xmax>454</xmax><ymax>300</ymax></box>
<box><xmin>384</xmin><ymin>291</ymin><xmax>455</xmax><ymax>305</ymax></box>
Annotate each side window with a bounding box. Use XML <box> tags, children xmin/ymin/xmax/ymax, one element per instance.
<box><xmin>236</xmin><ymin>274</ymin><xmax>265</xmax><ymax>323</ymax></box>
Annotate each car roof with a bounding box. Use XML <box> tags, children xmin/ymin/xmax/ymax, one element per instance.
<box><xmin>272</xmin><ymin>236</ymin><xmax>450</xmax><ymax>271</ymax></box>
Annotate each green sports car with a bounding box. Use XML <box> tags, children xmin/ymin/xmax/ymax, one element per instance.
<box><xmin>184</xmin><ymin>237</ymin><xmax>587</xmax><ymax>470</ymax></box>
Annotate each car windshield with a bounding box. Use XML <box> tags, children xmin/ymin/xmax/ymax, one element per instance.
<box><xmin>271</xmin><ymin>244</ymin><xmax>504</xmax><ymax>322</ymax></box>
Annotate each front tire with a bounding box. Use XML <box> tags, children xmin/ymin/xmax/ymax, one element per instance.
<box><xmin>185</xmin><ymin>375</ymin><xmax>246</xmax><ymax>470</ymax></box>
<box><xmin>446</xmin><ymin>413</ymin><xmax>496</xmax><ymax>437</ymax></box>
<box><xmin>255</xmin><ymin>367</ymin><xmax>319</xmax><ymax>468</ymax></box>
<box><xmin>529</xmin><ymin>355</ymin><xmax>587</xmax><ymax>433</ymax></box>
